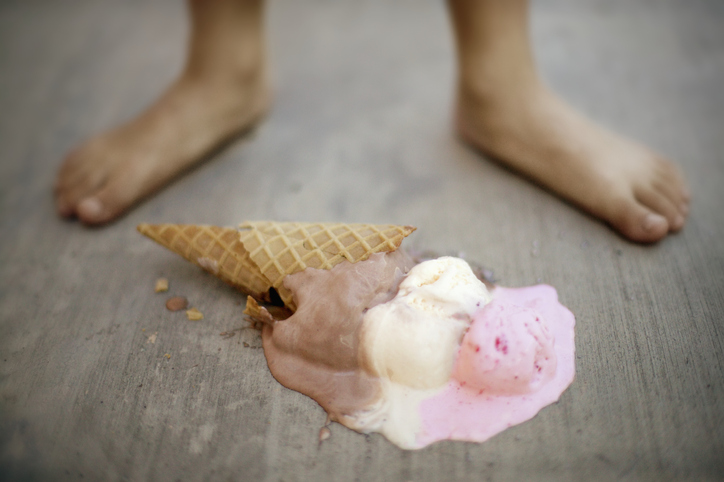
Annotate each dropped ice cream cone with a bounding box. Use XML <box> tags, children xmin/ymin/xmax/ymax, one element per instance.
<box><xmin>138</xmin><ymin>221</ymin><xmax>576</xmax><ymax>450</ymax></box>
<box><xmin>137</xmin><ymin>221</ymin><xmax>416</xmax><ymax>311</ymax></box>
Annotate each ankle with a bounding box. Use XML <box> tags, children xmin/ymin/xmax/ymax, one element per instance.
<box><xmin>458</xmin><ymin>70</ymin><xmax>544</xmax><ymax>110</ymax></box>
<box><xmin>183</xmin><ymin>51</ymin><xmax>266</xmax><ymax>91</ymax></box>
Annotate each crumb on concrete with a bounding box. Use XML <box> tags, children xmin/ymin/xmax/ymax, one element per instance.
<box><xmin>186</xmin><ymin>308</ymin><xmax>203</xmax><ymax>321</ymax></box>
<box><xmin>166</xmin><ymin>296</ymin><xmax>188</xmax><ymax>311</ymax></box>
<box><xmin>155</xmin><ymin>278</ymin><xmax>169</xmax><ymax>293</ymax></box>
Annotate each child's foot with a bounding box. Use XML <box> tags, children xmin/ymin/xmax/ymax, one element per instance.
<box><xmin>54</xmin><ymin>71</ymin><xmax>269</xmax><ymax>225</ymax></box>
<box><xmin>456</xmin><ymin>84</ymin><xmax>690</xmax><ymax>243</ymax></box>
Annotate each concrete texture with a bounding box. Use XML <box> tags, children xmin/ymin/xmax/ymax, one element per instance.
<box><xmin>1</xmin><ymin>0</ymin><xmax>723</xmax><ymax>480</ymax></box>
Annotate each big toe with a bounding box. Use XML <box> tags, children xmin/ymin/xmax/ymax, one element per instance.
<box><xmin>609</xmin><ymin>198</ymin><xmax>670</xmax><ymax>243</ymax></box>
<box><xmin>76</xmin><ymin>177</ymin><xmax>139</xmax><ymax>226</ymax></box>
<box><xmin>54</xmin><ymin>149</ymin><xmax>107</xmax><ymax>218</ymax></box>
<box><xmin>55</xmin><ymin>172</ymin><xmax>100</xmax><ymax>218</ymax></box>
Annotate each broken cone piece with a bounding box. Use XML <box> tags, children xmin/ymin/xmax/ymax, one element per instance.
<box><xmin>186</xmin><ymin>308</ymin><xmax>204</xmax><ymax>321</ymax></box>
<box><xmin>155</xmin><ymin>278</ymin><xmax>169</xmax><ymax>293</ymax></box>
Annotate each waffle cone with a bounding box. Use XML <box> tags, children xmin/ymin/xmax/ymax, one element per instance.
<box><xmin>138</xmin><ymin>221</ymin><xmax>416</xmax><ymax>311</ymax></box>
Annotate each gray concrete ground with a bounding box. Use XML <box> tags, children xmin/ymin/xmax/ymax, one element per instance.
<box><xmin>1</xmin><ymin>0</ymin><xmax>723</xmax><ymax>480</ymax></box>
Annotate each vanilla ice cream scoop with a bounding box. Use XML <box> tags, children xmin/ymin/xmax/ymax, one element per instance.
<box><xmin>453</xmin><ymin>299</ymin><xmax>556</xmax><ymax>395</ymax></box>
<box><xmin>359</xmin><ymin>257</ymin><xmax>492</xmax><ymax>390</ymax></box>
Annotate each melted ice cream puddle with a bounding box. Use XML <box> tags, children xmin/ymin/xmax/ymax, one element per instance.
<box><xmin>257</xmin><ymin>252</ymin><xmax>575</xmax><ymax>449</ymax></box>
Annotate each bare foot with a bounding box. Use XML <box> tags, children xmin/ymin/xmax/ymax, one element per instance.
<box><xmin>54</xmin><ymin>0</ymin><xmax>269</xmax><ymax>226</ymax></box>
<box><xmin>447</xmin><ymin>0</ymin><xmax>690</xmax><ymax>243</ymax></box>
<box><xmin>54</xmin><ymin>73</ymin><xmax>268</xmax><ymax>225</ymax></box>
<box><xmin>456</xmin><ymin>84</ymin><xmax>690</xmax><ymax>243</ymax></box>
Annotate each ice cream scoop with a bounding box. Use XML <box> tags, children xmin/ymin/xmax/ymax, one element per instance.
<box><xmin>360</xmin><ymin>257</ymin><xmax>492</xmax><ymax>390</ymax></box>
<box><xmin>453</xmin><ymin>299</ymin><xmax>556</xmax><ymax>395</ymax></box>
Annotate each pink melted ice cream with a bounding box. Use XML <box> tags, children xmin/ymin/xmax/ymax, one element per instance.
<box><xmin>256</xmin><ymin>253</ymin><xmax>575</xmax><ymax>450</ymax></box>
<box><xmin>417</xmin><ymin>285</ymin><xmax>575</xmax><ymax>447</ymax></box>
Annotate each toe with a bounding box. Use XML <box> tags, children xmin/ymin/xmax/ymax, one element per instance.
<box><xmin>77</xmin><ymin>194</ymin><xmax>122</xmax><ymax>226</ymax></box>
<box><xmin>609</xmin><ymin>195</ymin><xmax>670</xmax><ymax>243</ymax></box>
<box><xmin>76</xmin><ymin>197</ymin><xmax>105</xmax><ymax>222</ymax></box>
<box><xmin>76</xmin><ymin>174</ymin><xmax>140</xmax><ymax>226</ymax></box>
<box><xmin>653</xmin><ymin>156</ymin><xmax>690</xmax><ymax>208</ymax></box>
<box><xmin>55</xmin><ymin>189</ymin><xmax>76</xmax><ymax>218</ymax></box>
<box><xmin>55</xmin><ymin>168</ymin><xmax>106</xmax><ymax>218</ymax></box>
<box><xmin>55</xmin><ymin>147</ymin><xmax>106</xmax><ymax>218</ymax></box>
<box><xmin>635</xmin><ymin>186</ymin><xmax>685</xmax><ymax>232</ymax></box>
<box><xmin>55</xmin><ymin>160</ymin><xmax>82</xmax><ymax>217</ymax></box>
<box><xmin>55</xmin><ymin>174</ymin><xmax>89</xmax><ymax>217</ymax></box>
<box><xmin>651</xmin><ymin>172</ymin><xmax>689</xmax><ymax>218</ymax></box>
<box><xmin>653</xmin><ymin>180</ymin><xmax>689</xmax><ymax>222</ymax></box>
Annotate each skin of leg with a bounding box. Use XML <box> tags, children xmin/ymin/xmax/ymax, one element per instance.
<box><xmin>54</xmin><ymin>0</ymin><xmax>269</xmax><ymax>225</ymax></box>
<box><xmin>447</xmin><ymin>0</ymin><xmax>690</xmax><ymax>243</ymax></box>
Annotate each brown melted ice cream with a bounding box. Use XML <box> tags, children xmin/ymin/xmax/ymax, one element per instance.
<box><xmin>257</xmin><ymin>250</ymin><xmax>415</xmax><ymax>428</ymax></box>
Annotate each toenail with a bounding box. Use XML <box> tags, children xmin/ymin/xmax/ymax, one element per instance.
<box><xmin>79</xmin><ymin>197</ymin><xmax>103</xmax><ymax>219</ymax></box>
<box><xmin>642</xmin><ymin>213</ymin><xmax>665</xmax><ymax>232</ymax></box>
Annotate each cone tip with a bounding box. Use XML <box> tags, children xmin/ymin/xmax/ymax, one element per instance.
<box><xmin>137</xmin><ymin>223</ymin><xmax>155</xmax><ymax>236</ymax></box>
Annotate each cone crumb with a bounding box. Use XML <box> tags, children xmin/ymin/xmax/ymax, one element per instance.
<box><xmin>186</xmin><ymin>308</ymin><xmax>204</xmax><ymax>321</ymax></box>
<box><xmin>154</xmin><ymin>278</ymin><xmax>169</xmax><ymax>293</ymax></box>
<box><xmin>166</xmin><ymin>296</ymin><xmax>188</xmax><ymax>311</ymax></box>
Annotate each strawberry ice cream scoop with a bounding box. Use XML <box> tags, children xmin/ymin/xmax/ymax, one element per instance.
<box><xmin>453</xmin><ymin>300</ymin><xmax>556</xmax><ymax>395</ymax></box>
<box><xmin>416</xmin><ymin>284</ymin><xmax>576</xmax><ymax>448</ymax></box>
